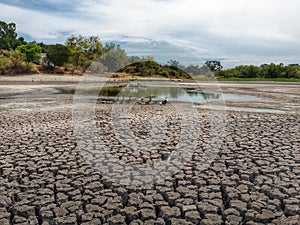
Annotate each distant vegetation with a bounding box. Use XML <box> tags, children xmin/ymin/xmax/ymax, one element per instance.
<box><xmin>217</xmin><ymin>77</ymin><xmax>300</xmax><ymax>82</ymax></box>
<box><xmin>217</xmin><ymin>63</ymin><xmax>300</xmax><ymax>79</ymax></box>
<box><xmin>0</xmin><ymin>20</ymin><xmax>300</xmax><ymax>80</ymax></box>
<box><xmin>118</xmin><ymin>61</ymin><xmax>190</xmax><ymax>79</ymax></box>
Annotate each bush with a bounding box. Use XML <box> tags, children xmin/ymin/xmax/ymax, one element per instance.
<box><xmin>16</xmin><ymin>43</ymin><xmax>42</xmax><ymax>63</ymax></box>
<box><xmin>0</xmin><ymin>50</ymin><xmax>37</xmax><ymax>75</ymax></box>
<box><xmin>45</xmin><ymin>44</ymin><xmax>70</xmax><ymax>67</ymax></box>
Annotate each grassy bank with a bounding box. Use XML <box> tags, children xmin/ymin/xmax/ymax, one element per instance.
<box><xmin>191</xmin><ymin>77</ymin><xmax>300</xmax><ymax>82</ymax></box>
<box><xmin>216</xmin><ymin>77</ymin><xmax>300</xmax><ymax>82</ymax></box>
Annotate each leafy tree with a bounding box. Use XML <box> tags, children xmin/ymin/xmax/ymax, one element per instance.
<box><xmin>66</xmin><ymin>35</ymin><xmax>88</xmax><ymax>70</ymax></box>
<box><xmin>262</xmin><ymin>63</ymin><xmax>285</xmax><ymax>78</ymax></box>
<box><xmin>119</xmin><ymin>60</ymin><xmax>189</xmax><ymax>78</ymax></box>
<box><xmin>13</xmin><ymin>37</ymin><xmax>27</xmax><ymax>49</ymax></box>
<box><xmin>167</xmin><ymin>59</ymin><xmax>180</xmax><ymax>67</ymax></box>
<box><xmin>86</xmin><ymin>36</ymin><xmax>103</xmax><ymax>59</ymax></box>
<box><xmin>45</xmin><ymin>44</ymin><xmax>70</xmax><ymax>67</ymax></box>
<box><xmin>66</xmin><ymin>35</ymin><xmax>103</xmax><ymax>71</ymax></box>
<box><xmin>37</xmin><ymin>42</ymin><xmax>48</xmax><ymax>52</ymax></box>
<box><xmin>128</xmin><ymin>56</ymin><xmax>141</xmax><ymax>64</ymax></box>
<box><xmin>218</xmin><ymin>63</ymin><xmax>300</xmax><ymax>79</ymax></box>
<box><xmin>0</xmin><ymin>21</ymin><xmax>18</xmax><ymax>50</ymax></box>
<box><xmin>167</xmin><ymin>59</ymin><xmax>185</xmax><ymax>70</ymax></box>
<box><xmin>103</xmin><ymin>42</ymin><xmax>117</xmax><ymax>52</ymax></box>
<box><xmin>285</xmin><ymin>64</ymin><xmax>300</xmax><ymax>78</ymax></box>
<box><xmin>16</xmin><ymin>43</ymin><xmax>42</xmax><ymax>63</ymax></box>
<box><xmin>259</xmin><ymin>64</ymin><xmax>267</xmax><ymax>78</ymax></box>
<box><xmin>205</xmin><ymin>60</ymin><xmax>223</xmax><ymax>72</ymax></box>
<box><xmin>237</xmin><ymin>65</ymin><xmax>259</xmax><ymax>78</ymax></box>
<box><xmin>100</xmin><ymin>45</ymin><xmax>128</xmax><ymax>72</ymax></box>
<box><xmin>185</xmin><ymin>64</ymin><xmax>200</xmax><ymax>75</ymax></box>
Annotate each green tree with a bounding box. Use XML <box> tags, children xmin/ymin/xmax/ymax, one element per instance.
<box><xmin>219</xmin><ymin>63</ymin><xmax>300</xmax><ymax>79</ymax></box>
<box><xmin>128</xmin><ymin>55</ymin><xmax>141</xmax><ymax>64</ymax></box>
<box><xmin>66</xmin><ymin>35</ymin><xmax>103</xmax><ymax>71</ymax></box>
<box><xmin>238</xmin><ymin>65</ymin><xmax>259</xmax><ymax>78</ymax></box>
<box><xmin>37</xmin><ymin>42</ymin><xmax>47</xmax><ymax>52</ymax></box>
<box><xmin>45</xmin><ymin>44</ymin><xmax>70</xmax><ymax>67</ymax></box>
<box><xmin>263</xmin><ymin>63</ymin><xmax>285</xmax><ymax>78</ymax></box>
<box><xmin>16</xmin><ymin>43</ymin><xmax>42</xmax><ymax>63</ymax></box>
<box><xmin>185</xmin><ymin>64</ymin><xmax>202</xmax><ymax>76</ymax></box>
<box><xmin>86</xmin><ymin>36</ymin><xmax>103</xmax><ymax>60</ymax></box>
<box><xmin>103</xmin><ymin>42</ymin><xmax>117</xmax><ymax>52</ymax></box>
<box><xmin>100</xmin><ymin>45</ymin><xmax>128</xmax><ymax>72</ymax></box>
<box><xmin>0</xmin><ymin>21</ymin><xmax>18</xmax><ymax>50</ymax></box>
<box><xmin>167</xmin><ymin>59</ymin><xmax>185</xmax><ymax>70</ymax></box>
<box><xmin>66</xmin><ymin>35</ymin><xmax>88</xmax><ymax>70</ymax></box>
<box><xmin>205</xmin><ymin>60</ymin><xmax>223</xmax><ymax>72</ymax></box>
<box><xmin>285</xmin><ymin>64</ymin><xmax>300</xmax><ymax>78</ymax></box>
<box><xmin>13</xmin><ymin>37</ymin><xmax>27</xmax><ymax>49</ymax></box>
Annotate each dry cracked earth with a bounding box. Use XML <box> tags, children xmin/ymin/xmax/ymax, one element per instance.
<box><xmin>0</xmin><ymin>94</ymin><xmax>300</xmax><ymax>225</ymax></box>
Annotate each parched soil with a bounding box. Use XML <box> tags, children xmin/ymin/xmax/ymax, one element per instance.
<box><xmin>0</xmin><ymin>98</ymin><xmax>299</xmax><ymax>225</ymax></box>
<box><xmin>215</xmin><ymin>82</ymin><xmax>300</xmax><ymax>114</ymax></box>
<box><xmin>0</xmin><ymin>78</ymin><xmax>299</xmax><ymax>224</ymax></box>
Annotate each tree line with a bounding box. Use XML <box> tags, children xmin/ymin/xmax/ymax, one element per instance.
<box><xmin>0</xmin><ymin>21</ymin><xmax>193</xmax><ymax>78</ymax></box>
<box><xmin>0</xmin><ymin>20</ymin><xmax>209</xmax><ymax>78</ymax></box>
<box><xmin>217</xmin><ymin>63</ymin><xmax>300</xmax><ymax>79</ymax></box>
<box><xmin>1</xmin><ymin>21</ymin><xmax>299</xmax><ymax>79</ymax></box>
<box><xmin>0</xmin><ymin>21</ymin><xmax>150</xmax><ymax>75</ymax></box>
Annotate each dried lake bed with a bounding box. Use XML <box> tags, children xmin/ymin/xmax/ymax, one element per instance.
<box><xmin>0</xmin><ymin>75</ymin><xmax>299</xmax><ymax>225</ymax></box>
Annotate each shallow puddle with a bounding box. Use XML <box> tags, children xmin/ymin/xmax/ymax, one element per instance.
<box><xmin>60</xmin><ymin>85</ymin><xmax>259</xmax><ymax>103</ymax></box>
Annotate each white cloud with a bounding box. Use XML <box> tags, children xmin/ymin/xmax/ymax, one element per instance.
<box><xmin>74</xmin><ymin>0</ymin><xmax>300</xmax><ymax>58</ymax></box>
<box><xmin>0</xmin><ymin>3</ymin><xmax>91</xmax><ymax>41</ymax></box>
<box><xmin>76</xmin><ymin>0</ymin><xmax>300</xmax><ymax>41</ymax></box>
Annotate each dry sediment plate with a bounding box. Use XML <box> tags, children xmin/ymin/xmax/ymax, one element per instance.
<box><xmin>0</xmin><ymin>104</ymin><xmax>299</xmax><ymax>225</ymax></box>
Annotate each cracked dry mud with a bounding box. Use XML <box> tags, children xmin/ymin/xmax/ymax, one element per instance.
<box><xmin>0</xmin><ymin>99</ymin><xmax>300</xmax><ymax>225</ymax></box>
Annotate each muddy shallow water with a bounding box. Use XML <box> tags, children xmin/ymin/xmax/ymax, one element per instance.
<box><xmin>0</xmin><ymin>74</ymin><xmax>299</xmax><ymax>113</ymax></box>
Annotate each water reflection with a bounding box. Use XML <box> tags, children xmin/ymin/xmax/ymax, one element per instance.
<box><xmin>62</xmin><ymin>86</ymin><xmax>258</xmax><ymax>103</ymax></box>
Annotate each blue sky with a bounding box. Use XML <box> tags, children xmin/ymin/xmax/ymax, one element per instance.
<box><xmin>1</xmin><ymin>0</ymin><xmax>300</xmax><ymax>68</ymax></box>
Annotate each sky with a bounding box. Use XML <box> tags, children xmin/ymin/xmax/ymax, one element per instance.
<box><xmin>0</xmin><ymin>0</ymin><xmax>300</xmax><ymax>68</ymax></box>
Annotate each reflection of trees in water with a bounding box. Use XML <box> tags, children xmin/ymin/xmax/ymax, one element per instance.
<box><xmin>64</xmin><ymin>86</ymin><xmax>221</xmax><ymax>101</ymax></box>
<box><xmin>99</xmin><ymin>87</ymin><xmax>122</xmax><ymax>96</ymax></box>
<box><xmin>186</xmin><ymin>91</ymin><xmax>221</xmax><ymax>100</ymax></box>
<box><xmin>100</xmin><ymin>86</ymin><xmax>222</xmax><ymax>101</ymax></box>
<box><xmin>119</xmin><ymin>86</ymin><xmax>184</xmax><ymax>99</ymax></box>
<box><xmin>206</xmin><ymin>93</ymin><xmax>221</xmax><ymax>100</ymax></box>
